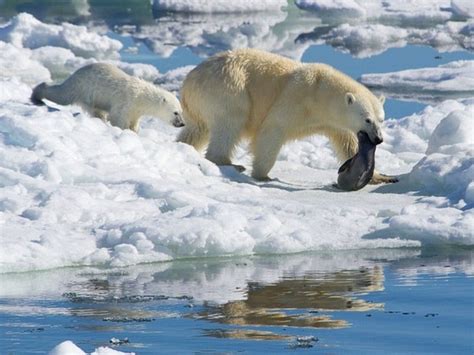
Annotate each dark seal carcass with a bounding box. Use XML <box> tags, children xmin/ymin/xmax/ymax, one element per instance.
<box><xmin>337</xmin><ymin>131</ymin><xmax>376</xmax><ymax>191</ymax></box>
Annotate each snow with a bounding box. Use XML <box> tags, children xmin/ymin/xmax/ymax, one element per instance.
<box><xmin>0</xmin><ymin>13</ymin><xmax>472</xmax><ymax>274</ymax></box>
<box><xmin>360</xmin><ymin>61</ymin><xmax>474</xmax><ymax>102</ymax></box>
<box><xmin>49</xmin><ymin>341</ymin><xmax>134</xmax><ymax>355</ymax></box>
<box><xmin>0</xmin><ymin>13</ymin><xmax>122</xmax><ymax>59</ymax></box>
<box><xmin>152</xmin><ymin>0</ymin><xmax>287</xmax><ymax>13</ymax></box>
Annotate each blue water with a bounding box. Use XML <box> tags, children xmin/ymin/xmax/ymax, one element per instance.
<box><xmin>1</xmin><ymin>2</ymin><xmax>473</xmax><ymax>354</ymax></box>
<box><xmin>1</xmin><ymin>251</ymin><xmax>473</xmax><ymax>354</ymax></box>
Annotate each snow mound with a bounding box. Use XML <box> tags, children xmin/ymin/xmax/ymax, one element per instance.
<box><xmin>0</xmin><ymin>13</ymin><xmax>122</xmax><ymax>59</ymax></box>
<box><xmin>408</xmin><ymin>108</ymin><xmax>474</xmax><ymax>203</ymax></box>
<box><xmin>360</xmin><ymin>61</ymin><xmax>474</xmax><ymax>101</ymax></box>
<box><xmin>49</xmin><ymin>341</ymin><xmax>134</xmax><ymax>355</ymax></box>
<box><xmin>0</xmin><ymin>42</ymin><xmax>51</xmax><ymax>85</ymax></box>
<box><xmin>152</xmin><ymin>0</ymin><xmax>287</xmax><ymax>13</ymax></box>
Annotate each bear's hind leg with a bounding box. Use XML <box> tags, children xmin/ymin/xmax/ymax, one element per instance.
<box><xmin>251</xmin><ymin>126</ymin><xmax>285</xmax><ymax>181</ymax></box>
<box><xmin>205</xmin><ymin>114</ymin><xmax>246</xmax><ymax>171</ymax></box>
<box><xmin>93</xmin><ymin>109</ymin><xmax>108</xmax><ymax>121</ymax></box>
<box><xmin>177</xmin><ymin>120</ymin><xmax>209</xmax><ymax>152</ymax></box>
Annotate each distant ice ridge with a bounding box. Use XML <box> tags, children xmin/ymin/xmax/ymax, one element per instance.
<box><xmin>360</xmin><ymin>61</ymin><xmax>474</xmax><ymax>102</ymax></box>
<box><xmin>49</xmin><ymin>340</ymin><xmax>133</xmax><ymax>355</ymax></box>
<box><xmin>152</xmin><ymin>0</ymin><xmax>287</xmax><ymax>13</ymax></box>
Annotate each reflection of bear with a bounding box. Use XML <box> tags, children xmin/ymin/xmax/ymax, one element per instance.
<box><xmin>179</xmin><ymin>48</ymin><xmax>393</xmax><ymax>182</ymax></box>
<box><xmin>32</xmin><ymin>63</ymin><xmax>184</xmax><ymax>132</ymax></box>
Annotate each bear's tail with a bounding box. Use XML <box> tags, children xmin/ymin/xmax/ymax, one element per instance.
<box><xmin>31</xmin><ymin>82</ymin><xmax>47</xmax><ymax>105</ymax></box>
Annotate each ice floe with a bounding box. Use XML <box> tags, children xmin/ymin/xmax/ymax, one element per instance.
<box><xmin>49</xmin><ymin>340</ymin><xmax>133</xmax><ymax>355</ymax></box>
<box><xmin>361</xmin><ymin>60</ymin><xmax>474</xmax><ymax>102</ymax></box>
<box><xmin>295</xmin><ymin>0</ymin><xmax>453</xmax><ymax>22</ymax></box>
<box><xmin>0</xmin><ymin>12</ymin><xmax>472</xmax><ymax>274</ymax></box>
<box><xmin>152</xmin><ymin>0</ymin><xmax>287</xmax><ymax>13</ymax></box>
<box><xmin>0</xmin><ymin>89</ymin><xmax>472</xmax><ymax>272</ymax></box>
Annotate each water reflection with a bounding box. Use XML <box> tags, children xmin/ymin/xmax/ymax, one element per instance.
<box><xmin>195</xmin><ymin>266</ymin><xmax>383</xmax><ymax>330</ymax></box>
<box><xmin>0</xmin><ymin>249</ymin><xmax>472</xmax><ymax>347</ymax></box>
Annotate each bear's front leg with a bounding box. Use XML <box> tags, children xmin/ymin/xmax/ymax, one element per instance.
<box><xmin>251</xmin><ymin>127</ymin><xmax>285</xmax><ymax>181</ymax></box>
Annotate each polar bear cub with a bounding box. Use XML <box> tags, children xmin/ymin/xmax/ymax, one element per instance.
<box><xmin>32</xmin><ymin>63</ymin><xmax>184</xmax><ymax>132</ymax></box>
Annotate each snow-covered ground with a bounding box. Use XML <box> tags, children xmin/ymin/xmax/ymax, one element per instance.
<box><xmin>0</xmin><ymin>13</ymin><xmax>473</xmax><ymax>274</ymax></box>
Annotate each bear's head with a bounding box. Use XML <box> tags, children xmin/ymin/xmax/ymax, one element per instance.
<box><xmin>156</xmin><ymin>89</ymin><xmax>185</xmax><ymax>128</ymax></box>
<box><xmin>343</xmin><ymin>92</ymin><xmax>385</xmax><ymax>145</ymax></box>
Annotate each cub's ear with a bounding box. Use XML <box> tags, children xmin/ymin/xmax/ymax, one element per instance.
<box><xmin>345</xmin><ymin>92</ymin><xmax>356</xmax><ymax>105</ymax></box>
<box><xmin>379</xmin><ymin>95</ymin><xmax>385</xmax><ymax>104</ymax></box>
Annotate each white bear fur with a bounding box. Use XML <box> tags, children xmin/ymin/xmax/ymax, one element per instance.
<box><xmin>178</xmin><ymin>48</ymin><xmax>389</xmax><ymax>181</ymax></box>
<box><xmin>32</xmin><ymin>63</ymin><xmax>183</xmax><ymax>132</ymax></box>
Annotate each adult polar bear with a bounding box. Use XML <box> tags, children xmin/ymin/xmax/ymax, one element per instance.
<box><xmin>178</xmin><ymin>48</ymin><xmax>396</xmax><ymax>183</ymax></box>
<box><xmin>32</xmin><ymin>63</ymin><xmax>184</xmax><ymax>132</ymax></box>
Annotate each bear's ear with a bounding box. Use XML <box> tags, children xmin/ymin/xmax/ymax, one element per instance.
<box><xmin>345</xmin><ymin>92</ymin><xmax>356</xmax><ymax>106</ymax></box>
<box><xmin>379</xmin><ymin>95</ymin><xmax>385</xmax><ymax>105</ymax></box>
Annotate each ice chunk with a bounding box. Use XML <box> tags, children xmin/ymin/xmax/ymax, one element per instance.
<box><xmin>152</xmin><ymin>0</ymin><xmax>287</xmax><ymax>13</ymax></box>
<box><xmin>361</xmin><ymin>61</ymin><xmax>474</xmax><ymax>101</ymax></box>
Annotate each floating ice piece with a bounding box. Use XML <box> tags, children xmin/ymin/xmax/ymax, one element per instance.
<box><xmin>49</xmin><ymin>341</ymin><xmax>86</xmax><ymax>355</ymax></box>
<box><xmin>295</xmin><ymin>0</ymin><xmax>366</xmax><ymax>17</ymax></box>
<box><xmin>295</xmin><ymin>0</ymin><xmax>453</xmax><ymax>22</ymax></box>
<box><xmin>49</xmin><ymin>340</ymin><xmax>134</xmax><ymax>355</ymax></box>
<box><xmin>360</xmin><ymin>61</ymin><xmax>474</xmax><ymax>101</ymax></box>
<box><xmin>152</xmin><ymin>0</ymin><xmax>287</xmax><ymax>13</ymax></box>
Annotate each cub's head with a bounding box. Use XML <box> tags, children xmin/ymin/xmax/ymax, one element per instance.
<box><xmin>343</xmin><ymin>92</ymin><xmax>385</xmax><ymax>145</ymax></box>
<box><xmin>157</xmin><ymin>90</ymin><xmax>185</xmax><ymax>128</ymax></box>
